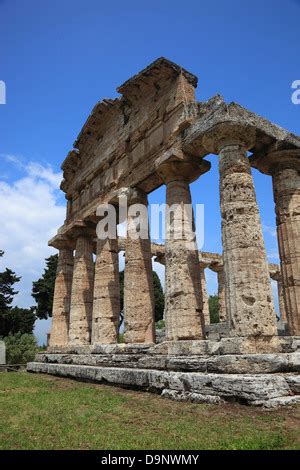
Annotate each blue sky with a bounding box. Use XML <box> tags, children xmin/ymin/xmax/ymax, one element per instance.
<box><xmin>0</xmin><ymin>0</ymin><xmax>299</xmax><ymax>344</ymax></box>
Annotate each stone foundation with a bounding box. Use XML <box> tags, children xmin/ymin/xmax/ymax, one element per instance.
<box><xmin>27</xmin><ymin>337</ymin><xmax>300</xmax><ymax>407</ymax></box>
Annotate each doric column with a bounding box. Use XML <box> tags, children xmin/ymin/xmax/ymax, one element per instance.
<box><xmin>49</xmin><ymin>245</ymin><xmax>74</xmax><ymax>347</ymax></box>
<box><xmin>203</xmin><ymin>124</ymin><xmax>277</xmax><ymax>337</ymax></box>
<box><xmin>68</xmin><ymin>234</ymin><xmax>94</xmax><ymax>344</ymax></box>
<box><xmin>251</xmin><ymin>149</ymin><xmax>300</xmax><ymax>334</ymax></box>
<box><xmin>124</xmin><ymin>188</ymin><xmax>155</xmax><ymax>343</ymax></box>
<box><xmin>270</xmin><ymin>270</ymin><xmax>287</xmax><ymax>322</ymax></box>
<box><xmin>156</xmin><ymin>148</ymin><xmax>211</xmax><ymax>340</ymax></box>
<box><xmin>217</xmin><ymin>268</ymin><xmax>227</xmax><ymax>323</ymax></box>
<box><xmin>277</xmin><ymin>278</ymin><xmax>287</xmax><ymax>322</ymax></box>
<box><xmin>199</xmin><ymin>263</ymin><xmax>210</xmax><ymax>325</ymax></box>
<box><xmin>210</xmin><ymin>263</ymin><xmax>227</xmax><ymax>323</ymax></box>
<box><xmin>209</xmin><ymin>261</ymin><xmax>227</xmax><ymax>323</ymax></box>
<box><xmin>91</xmin><ymin>232</ymin><xmax>120</xmax><ymax>344</ymax></box>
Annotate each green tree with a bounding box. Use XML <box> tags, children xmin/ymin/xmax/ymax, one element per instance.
<box><xmin>4</xmin><ymin>333</ymin><xmax>38</xmax><ymax>364</ymax></box>
<box><xmin>0</xmin><ymin>250</ymin><xmax>20</xmax><ymax>312</ymax></box>
<box><xmin>4</xmin><ymin>306</ymin><xmax>36</xmax><ymax>335</ymax></box>
<box><xmin>0</xmin><ymin>251</ymin><xmax>34</xmax><ymax>337</ymax></box>
<box><xmin>153</xmin><ymin>271</ymin><xmax>164</xmax><ymax>322</ymax></box>
<box><xmin>32</xmin><ymin>254</ymin><xmax>58</xmax><ymax>319</ymax></box>
<box><xmin>209</xmin><ymin>294</ymin><xmax>219</xmax><ymax>323</ymax></box>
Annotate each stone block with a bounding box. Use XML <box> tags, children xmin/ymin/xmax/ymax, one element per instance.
<box><xmin>27</xmin><ymin>363</ymin><xmax>299</xmax><ymax>407</ymax></box>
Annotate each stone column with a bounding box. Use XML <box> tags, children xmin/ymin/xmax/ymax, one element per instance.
<box><xmin>209</xmin><ymin>262</ymin><xmax>227</xmax><ymax>323</ymax></box>
<box><xmin>49</xmin><ymin>246</ymin><xmax>74</xmax><ymax>347</ymax></box>
<box><xmin>217</xmin><ymin>268</ymin><xmax>227</xmax><ymax>323</ymax></box>
<box><xmin>271</xmin><ymin>271</ymin><xmax>287</xmax><ymax>322</ymax></box>
<box><xmin>69</xmin><ymin>234</ymin><xmax>94</xmax><ymax>344</ymax></box>
<box><xmin>203</xmin><ymin>124</ymin><xmax>277</xmax><ymax>337</ymax></box>
<box><xmin>277</xmin><ymin>278</ymin><xmax>287</xmax><ymax>322</ymax></box>
<box><xmin>124</xmin><ymin>188</ymin><xmax>155</xmax><ymax>343</ymax></box>
<box><xmin>91</xmin><ymin>232</ymin><xmax>120</xmax><ymax>344</ymax></box>
<box><xmin>199</xmin><ymin>263</ymin><xmax>210</xmax><ymax>325</ymax></box>
<box><xmin>251</xmin><ymin>149</ymin><xmax>300</xmax><ymax>335</ymax></box>
<box><xmin>211</xmin><ymin>265</ymin><xmax>227</xmax><ymax>323</ymax></box>
<box><xmin>156</xmin><ymin>149</ymin><xmax>211</xmax><ymax>340</ymax></box>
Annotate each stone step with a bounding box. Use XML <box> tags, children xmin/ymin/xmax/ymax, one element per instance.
<box><xmin>35</xmin><ymin>351</ymin><xmax>300</xmax><ymax>374</ymax></box>
<box><xmin>27</xmin><ymin>361</ymin><xmax>300</xmax><ymax>408</ymax></box>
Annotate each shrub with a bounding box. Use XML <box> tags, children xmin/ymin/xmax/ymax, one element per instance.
<box><xmin>3</xmin><ymin>333</ymin><xmax>38</xmax><ymax>364</ymax></box>
<box><xmin>118</xmin><ymin>333</ymin><xmax>125</xmax><ymax>343</ymax></box>
<box><xmin>155</xmin><ymin>319</ymin><xmax>165</xmax><ymax>330</ymax></box>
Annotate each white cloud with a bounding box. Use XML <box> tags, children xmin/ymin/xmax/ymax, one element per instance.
<box><xmin>152</xmin><ymin>258</ymin><xmax>165</xmax><ymax>289</ymax></box>
<box><xmin>0</xmin><ymin>156</ymin><xmax>65</xmax><ymax>344</ymax></box>
<box><xmin>263</xmin><ymin>223</ymin><xmax>277</xmax><ymax>238</ymax></box>
<box><xmin>267</xmin><ymin>251</ymin><xmax>280</xmax><ymax>261</ymax></box>
<box><xmin>26</xmin><ymin>162</ymin><xmax>62</xmax><ymax>188</ymax></box>
<box><xmin>2</xmin><ymin>153</ymin><xmax>24</xmax><ymax>169</ymax></box>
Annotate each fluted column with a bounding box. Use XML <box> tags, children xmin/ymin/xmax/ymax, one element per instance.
<box><xmin>199</xmin><ymin>264</ymin><xmax>210</xmax><ymax>325</ymax></box>
<box><xmin>210</xmin><ymin>265</ymin><xmax>227</xmax><ymax>323</ymax></box>
<box><xmin>203</xmin><ymin>124</ymin><xmax>277</xmax><ymax>337</ymax></box>
<box><xmin>271</xmin><ymin>270</ymin><xmax>287</xmax><ymax>323</ymax></box>
<box><xmin>272</xmin><ymin>152</ymin><xmax>299</xmax><ymax>334</ymax></box>
<box><xmin>91</xmin><ymin>232</ymin><xmax>120</xmax><ymax>344</ymax></box>
<box><xmin>49</xmin><ymin>246</ymin><xmax>74</xmax><ymax>347</ymax></box>
<box><xmin>277</xmin><ymin>279</ymin><xmax>287</xmax><ymax>322</ymax></box>
<box><xmin>124</xmin><ymin>188</ymin><xmax>155</xmax><ymax>343</ymax></box>
<box><xmin>217</xmin><ymin>269</ymin><xmax>227</xmax><ymax>323</ymax></box>
<box><xmin>156</xmin><ymin>149</ymin><xmax>211</xmax><ymax>340</ymax></box>
<box><xmin>251</xmin><ymin>149</ymin><xmax>300</xmax><ymax>335</ymax></box>
<box><xmin>209</xmin><ymin>262</ymin><xmax>227</xmax><ymax>323</ymax></box>
<box><xmin>69</xmin><ymin>235</ymin><xmax>94</xmax><ymax>344</ymax></box>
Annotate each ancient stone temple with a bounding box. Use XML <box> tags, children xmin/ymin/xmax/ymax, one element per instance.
<box><xmin>28</xmin><ymin>58</ymin><xmax>300</xmax><ymax>407</ymax></box>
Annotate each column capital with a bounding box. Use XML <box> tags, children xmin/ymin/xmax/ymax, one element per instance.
<box><xmin>48</xmin><ymin>234</ymin><xmax>75</xmax><ymax>251</ymax></box>
<box><xmin>155</xmin><ymin>147</ymin><xmax>210</xmax><ymax>184</ymax></box>
<box><xmin>269</xmin><ymin>263</ymin><xmax>281</xmax><ymax>282</ymax></box>
<box><xmin>202</xmin><ymin>123</ymin><xmax>256</xmax><ymax>154</ymax></box>
<box><xmin>199</xmin><ymin>260</ymin><xmax>210</xmax><ymax>269</ymax></box>
<box><xmin>209</xmin><ymin>261</ymin><xmax>224</xmax><ymax>273</ymax></box>
<box><xmin>251</xmin><ymin>148</ymin><xmax>300</xmax><ymax>175</ymax></box>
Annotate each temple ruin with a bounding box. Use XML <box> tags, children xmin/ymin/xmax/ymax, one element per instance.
<box><xmin>28</xmin><ymin>58</ymin><xmax>300</xmax><ymax>407</ymax></box>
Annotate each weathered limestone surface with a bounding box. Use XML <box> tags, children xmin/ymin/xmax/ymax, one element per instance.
<box><xmin>270</xmin><ymin>268</ymin><xmax>287</xmax><ymax>322</ymax></box>
<box><xmin>45</xmin><ymin>335</ymin><xmax>300</xmax><ymax>356</ymax></box>
<box><xmin>199</xmin><ymin>265</ymin><xmax>210</xmax><ymax>325</ymax></box>
<box><xmin>216</xmin><ymin>268</ymin><xmax>226</xmax><ymax>323</ymax></box>
<box><xmin>91</xmin><ymin>236</ymin><xmax>120</xmax><ymax>344</ymax></box>
<box><xmin>271</xmin><ymin>151</ymin><xmax>300</xmax><ymax>335</ymax></box>
<box><xmin>124</xmin><ymin>189</ymin><xmax>155</xmax><ymax>343</ymax></box>
<box><xmin>161</xmin><ymin>389</ymin><xmax>225</xmax><ymax>404</ymax></box>
<box><xmin>27</xmin><ymin>361</ymin><xmax>300</xmax><ymax>406</ymax></box>
<box><xmin>49</xmin><ymin>248</ymin><xmax>74</xmax><ymax>346</ymax></box>
<box><xmin>156</xmin><ymin>151</ymin><xmax>210</xmax><ymax>340</ymax></box>
<box><xmin>252</xmin><ymin>149</ymin><xmax>300</xmax><ymax>335</ymax></box>
<box><xmin>205</xmin><ymin>323</ymin><xmax>229</xmax><ymax>341</ymax></box>
<box><xmin>68</xmin><ymin>236</ymin><xmax>94</xmax><ymax>344</ymax></box>
<box><xmin>203</xmin><ymin>124</ymin><xmax>277</xmax><ymax>338</ymax></box>
<box><xmin>33</xmin><ymin>350</ymin><xmax>300</xmax><ymax>374</ymax></box>
<box><xmin>277</xmin><ymin>280</ymin><xmax>287</xmax><ymax>323</ymax></box>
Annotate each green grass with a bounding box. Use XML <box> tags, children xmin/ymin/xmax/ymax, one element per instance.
<box><xmin>0</xmin><ymin>372</ymin><xmax>299</xmax><ymax>450</ymax></box>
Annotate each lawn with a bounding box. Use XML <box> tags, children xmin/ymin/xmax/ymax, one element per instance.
<box><xmin>0</xmin><ymin>371</ymin><xmax>299</xmax><ymax>450</ymax></box>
